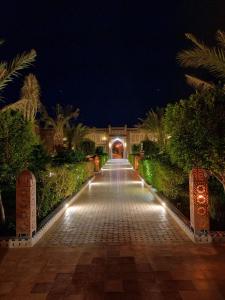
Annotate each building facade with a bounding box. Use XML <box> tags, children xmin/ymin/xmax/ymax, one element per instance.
<box><xmin>85</xmin><ymin>125</ymin><xmax>153</xmax><ymax>159</ymax></box>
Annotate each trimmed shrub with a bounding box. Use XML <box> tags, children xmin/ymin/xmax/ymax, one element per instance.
<box><xmin>128</xmin><ymin>154</ymin><xmax>135</xmax><ymax>167</ymax></box>
<box><xmin>99</xmin><ymin>153</ymin><xmax>108</xmax><ymax>168</ymax></box>
<box><xmin>36</xmin><ymin>162</ymin><xmax>94</xmax><ymax>220</ymax></box>
<box><xmin>139</xmin><ymin>155</ymin><xmax>189</xmax><ymax>216</ymax></box>
<box><xmin>208</xmin><ymin>177</ymin><xmax>225</xmax><ymax>230</ymax></box>
<box><xmin>53</xmin><ymin>149</ymin><xmax>85</xmax><ymax>165</ymax></box>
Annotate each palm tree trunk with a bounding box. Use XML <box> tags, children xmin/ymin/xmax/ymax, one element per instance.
<box><xmin>0</xmin><ymin>192</ymin><xmax>5</xmax><ymax>224</ymax></box>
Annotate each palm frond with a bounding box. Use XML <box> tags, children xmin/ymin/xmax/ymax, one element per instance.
<box><xmin>21</xmin><ymin>73</ymin><xmax>40</xmax><ymax>102</ymax></box>
<box><xmin>216</xmin><ymin>30</ymin><xmax>225</xmax><ymax>49</ymax></box>
<box><xmin>0</xmin><ymin>49</ymin><xmax>36</xmax><ymax>92</ymax></box>
<box><xmin>177</xmin><ymin>46</ymin><xmax>225</xmax><ymax>79</ymax></box>
<box><xmin>1</xmin><ymin>73</ymin><xmax>41</xmax><ymax>122</ymax></box>
<box><xmin>185</xmin><ymin>33</ymin><xmax>206</xmax><ymax>49</ymax></box>
<box><xmin>185</xmin><ymin>74</ymin><xmax>215</xmax><ymax>91</ymax></box>
<box><xmin>64</xmin><ymin>108</ymin><xmax>80</xmax><ymax>124</ymax></box>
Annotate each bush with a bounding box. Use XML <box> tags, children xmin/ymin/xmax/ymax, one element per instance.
<box><xmin>53</xmin><ymin>149</ymin><xmax>85</xmax><ymax>165</ymax></box>
<box><xmin>139</xmin><ymin>154</ymin><xmax>189</xmax><ymax>216</ymax></box>
<box><xmin>99</xmin><ymin>153</ymin><xmax>108</xmax><ymax>168</ymax></box>
<box><xmin>131</xmin><ymin>144</ymin><xmax>140</xmax><ymax>154</ymax></box>
<box><xmin>0</xmin><ymin>110</ymin><xmax>38</xmax><ymax>232</ymax></box>
<box><xmin>208</xmin><ymin>177</ymin><xmax>225</xmax><ymax>230</ymax></box>
<box><xmin>0</xmin><ymin>110</ymin><xmax>37</xmax><ymax>186</ymax></box>
<box><xmin>95</xmin><ymin>146</ymin><xmax>104</xmax><ymax>155</ymax></box>
<box><xmin>29</xmin><ymin>144</ymin><xmax>51</xmax><ymax>172</ymax></box>
<box><xmin>78</xmin><ymin>139</ymin><xmax>95</xmax><ymax>156</ymax></box>
<box><xmin>37</xmin><ymin>162</ymin><xmax>94</xmax><ymax>220</ymax></box>
<box><xmin>128</xmin><ymin>154</ymin><xmax>136</xmax><ymax>167</ymax></box>
<box><xmin>141</xmin><ymin>139</ymin><xmax>159</xmax><ymax>159</ymax></box>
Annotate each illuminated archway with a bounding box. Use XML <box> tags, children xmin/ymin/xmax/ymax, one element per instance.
<box><xmin>109</xmin><ymin>138</ymin><xmax>126</xmax><ymax>159</ymax></box>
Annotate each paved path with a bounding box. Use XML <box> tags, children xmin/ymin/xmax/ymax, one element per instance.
<box><xmin>2</xmin><ymin>160</ymin><xmax>225</xmax><ymax>299</ymax></box>
<box><xmin>38</xmin><ymin>159</ymin><xmax>189</xmax><ymax>246</ymax></box>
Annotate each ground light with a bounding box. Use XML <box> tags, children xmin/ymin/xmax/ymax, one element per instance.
<box><xmin>101</xmin><ymin>167</ymin><xmax>133</xmax><ymax>171</ymax></box>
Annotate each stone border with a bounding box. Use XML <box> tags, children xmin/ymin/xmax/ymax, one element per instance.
<box><xmin>0</xmin><ymin>176</ymin><xmax>95</xmax><ymax>248</ymax></box>
<box><xmin>138</xmin><ymin>175</ymin><xmax>212</xmax><ymax>243</ymax></box>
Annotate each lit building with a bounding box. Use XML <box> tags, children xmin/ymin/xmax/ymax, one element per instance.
<box><xmin>39</xmin><ymin>124</ymin><xmax>154</xmax><ymax>158</ymax></box>
<box><xmin>85</xmin><ymin>125</ymin><xmax>154</xmax><ymax>159</ymax></box>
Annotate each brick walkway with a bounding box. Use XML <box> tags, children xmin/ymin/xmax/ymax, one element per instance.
<box><xmin>38</xmin><ymin>159</ymin><xmax>189</xmax><ymax>246</ymax></box>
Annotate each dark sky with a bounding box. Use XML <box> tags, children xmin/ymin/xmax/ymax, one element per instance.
<box><xmin>1</xmin><ymin>0</ymin><xmax>225</xmax><ymax>127</ymax></box>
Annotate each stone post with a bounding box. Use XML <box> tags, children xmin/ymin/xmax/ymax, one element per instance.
<box><xmin>16</xmin><ymin>170</ymin><xmax>36</xmax><ymax>238</ymax></box>
<box><xmin>94</xmin><ymin>155</ymin><xmax>100</xmax><ymax>172</ymax></box>
<box><xmin>134</xmin><ymin>155</ymin><xmax>140</xmax><ymax>170</ymax></box>
<box><xmin>189</xmin><ymin>168</ymin><xmax>209</xmax><ymax>234</ymax></box>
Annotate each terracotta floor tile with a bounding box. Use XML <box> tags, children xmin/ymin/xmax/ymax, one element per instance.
<box><xmin>123</xmin><ymin>280</ymin><xmax>140</xmax><ymax>292</ymax></box>
<box><xmin>193</xmin><ymin>279</ymin><xmax>218</xmax><ymax>290</ymax></box>
<box><xmin>31</xmin><ymin>282</ymin><xmax>53</xmax><ymax>293</ymax></box>
<box><xmin>0</xmin><ymin>281</ymin><xmax>14</xmax><ymax>295</ymax></box>
<box><xmin>179</xmin><ymin>290</ymin><xmax>224</xmax><ymax>300</ymax></box>
<box><xmin>104</xmin><ymin>280</ymin><xmax>123</xmax><ymax>293</ymax></box>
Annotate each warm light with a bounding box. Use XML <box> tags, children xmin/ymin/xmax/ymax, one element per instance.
<box><xmin>124</xmin><ymin>142</ymin><xmax>127</xmax><ymax>148</ymax></box>
<box><xmin>102</xmin><ymin>167</ymin><xmax>133</xmax><ymax>171</ymax></box>
<box><xmin>90</xmin><ymin>180</ymin><xmax>143</xmax><ymax>186</ymax></box>
<box><xmin>65</xmin><ymin>203</ymin><xmax>69</xmax><ymax>208</ymax></box>
<box><xmin>109</xmin><ymin>142</ymin><xmax>112</xmax><ymax>148</ymax></box>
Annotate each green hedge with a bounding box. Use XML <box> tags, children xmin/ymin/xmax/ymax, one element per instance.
<box><xmin>36</xmin><ymin>162</ymin><xmax>94</xmax><ymax>220</ymax></box>
<box><xmin>99</xmin><ymin>153</ymin><xmax>109</xmax><ymax>168</ymax></box>
<box><xmin>139</xmin><ymin>155</ymin><xmax>189</xmax><ymax>215</ymax></box>
<box><xmin>128</xmin><ymin>154</ymin><xmax>135</xmax><ymax>166</ymax></box>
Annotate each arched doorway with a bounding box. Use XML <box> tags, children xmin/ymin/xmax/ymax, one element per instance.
<box><xmin>112</xmin><ymin>140</ymin><xmax>124</xmax><ymax>159</ymax></box>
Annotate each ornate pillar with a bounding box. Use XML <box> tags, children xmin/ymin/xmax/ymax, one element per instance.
<box><xmin>134</xmin><ymin>155</ymin><xmax>140</xmax><ymax>170</ymax></box>
<box><xmin>94</xmin><ymin>155</ymin><xmax>100</xmax><ymax>172</ymax></box>
<box><xmin>189</xmin><ymin>168</ymin><xmax>209</xmax><ymax>234</ymax></box>
<box><xmin>16</xmin><ymin>170</ymin><xmax>36</xmax><ymax>238</ymax></box>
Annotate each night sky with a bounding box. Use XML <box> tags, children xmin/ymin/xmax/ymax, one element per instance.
<box><xmin>1</xmin><ymin>1</ymin><xmax>225</xmax><ymax>127</ymax></box>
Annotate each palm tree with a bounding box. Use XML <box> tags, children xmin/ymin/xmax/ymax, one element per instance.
<box><xmin>66</xmin><ymin>123</ymin><xmax>90</xmax><ymax>150</ymax></box>
<box><xmin>1</xmin><ymin>74</ymin><xmax>41</xmax><ymax>122</ymax></box>
<box><xmin>177</xmin><ymin>31</ymin><xmax>225</xmax><ymax>90</ymax></box>
<box><xmin>138</xmin><ymin>107</ymin><xmax>165</xmax><ymax>149</ymax></box>
<box><xmin>0</xmin><ymin>40</ymin><xmax>36</xmax><ymax>93</ymax></box>
<box><xmin>43</xmin><ymin>104</ymin><xmax>80</xmax><ymax>151</ymax></box>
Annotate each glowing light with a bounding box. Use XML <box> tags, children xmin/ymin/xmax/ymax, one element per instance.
<box><xmin>102</xmin><ymin>167</ymin><xmax>133</xmax><ymax>171</ymax></box>
<box><xmin>161</xmin><ymin>202</ymin><xmax>166</xmax><ymax>207</ymax></box>
<box><xmin>102</xmin><ymin>136</ymin><xmax>107</xmax><ymax>141</ymax></box>
<box><xmin>90</xmin><ymin>180</ymin><xmax>143</xmax><ymax>186</ymax></box>
<box><xmin>65</xmin><ymin>203</ymin><xmax>69</xmax><ymax>208</ymax></box>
